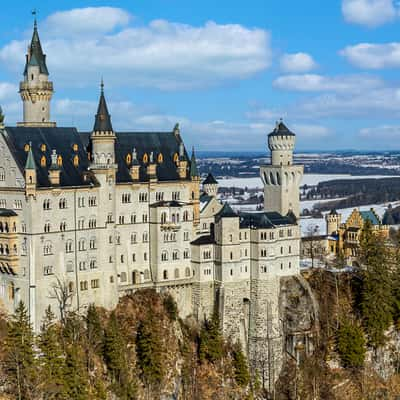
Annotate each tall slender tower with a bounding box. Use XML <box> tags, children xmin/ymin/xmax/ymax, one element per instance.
<box><xmin>260</xmin><ymin>120</ymin><xmax>303</xmax><ymax>217</ymax></box>
<box><xmin>18</xmin><ymin>18</ymin><xmax>55</xmax><ymax>127</ymax></box>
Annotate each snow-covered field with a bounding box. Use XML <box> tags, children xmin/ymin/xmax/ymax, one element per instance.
<box><xmin>218</xmin><ymin>174</ymin><xmax>400</xmax><ymax>189</ymax></box>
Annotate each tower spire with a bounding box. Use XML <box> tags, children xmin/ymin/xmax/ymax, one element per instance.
<box><xmin>93</xmin><ymin>79</ymin><xmax>113</xmax><ymax>132</ymax></box>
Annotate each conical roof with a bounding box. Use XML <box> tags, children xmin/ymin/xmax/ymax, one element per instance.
<box><xmin>25</xmin><ymin>144</ymin><xmax>36</xmax><ymax>170</ymax></box>
<box><xmin>190</xmin><ymin>147</ymin><xmax>199</xmax><ymax>178</ymax></box>
<box><xmin>216</xmin><ymin>202</ymin><xmax>237</xmax><ymax>219</ymax></box>
<box><xmin>203</xmin><ymin>172</ymin><xmax>218</xmax><ymax>185</ymax></box>
<box><xmin>93</xmin><ymin>81</ymin><xmax>113</xmax><ymax>132</ymax></box>
<box><xmin>24</xmin><ymin>20</ymin><xmax>49</xmax><ymax>76</ymax></box>
<box><xmin>268</xmin><ymin>120</ymin><xmax>295</xmax><ymax>137</ymax></box>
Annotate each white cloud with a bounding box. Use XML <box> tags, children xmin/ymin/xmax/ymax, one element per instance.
<box><xmin>341</xmin><ymin>42</ymin><xmax>400</xmax><ymax>69</ymax></box>
<box><xmin>273</xmin><ymin>74</ymin><xmax>384</xmax><ymax>92</ymax></box>
<box><xmin>359</xmin><ymin>125</ymin><xmax>400</xmax><ymax>138</ymax></box>
<box><xmin>291</xmin><ymin>124</ymin><xmax>331</xmax><ymax>138</ymax></box>
<box><xmin>44</xmin><ymin>7</ymin><xmax>131</xmax><ymax>37</ymax></box>
<box><xmin>280</xmin><ymin>53</ymin><xmax>317</xmax><ymax>73</ymax></box>
<box><xmin>0</xmin><ymin>7</ymin><xmax>271</xmax><ymax>90</ymax></box>
<box><xmin>342</xmin><ymin>0</ymin><xmax>398</xmax><ymax>27</ymax></box>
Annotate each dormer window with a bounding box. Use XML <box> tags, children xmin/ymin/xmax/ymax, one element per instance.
<box><xmin>157</xmin><ymin>153</ymin><xmax>163</xmax><ymax>163</ymax></box>
<box><xmin>40</xmin><ymin>144</ymin><xmax>46</xmax><ymax>152</ymax></box>
<box><xmin>143</xmin><ymin>153</ymin><xmax>148</xmax><ymax>164</ymax></box>
<box><xmin>126</xmin><ymin>153</ymin><xmax>132</xmax><ymax>165</ymax></box>
<box><xmin>72</xmin><ymin>144</ymin><xmax>78</xmax><ymax>152</ymax></box>
<box><xmin>173</xmin><ymin>153</ymin><xmax>179</xmax><ymax>163</ymax></box>
<box><xmin>40</xmin><ymin>156</ymin><xmax>46</xmax><ymax>167</ymax></box>
<box><xmin>73</xmin><ymin>155</ymin><xmax>79</xmax><ymax>167</ymax></box>
<box><xmin>24</xmin><ymin>144</ymin><xmax>30</xmax><ymax>152</ymax></box>
<box><xmin>57</xmin><ymin>155</ymin><xmax>63</xmax><ymax>167</ymax></box>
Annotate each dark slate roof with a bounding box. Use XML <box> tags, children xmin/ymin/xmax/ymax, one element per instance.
<box><xmin>0</xmin><ymin>209</ymin><xmax>18</xmax><ymax>217</ymax></box>
<box><xmin>329</xmin><ymin>209</ymin><xmax>338</xmax><ymax>216</ymax></box>
<box><xmin>239</xmin><ymin>211</ymin><xmax>295</xmax><ymax>229</ymax></box>
<box><xmin>24</xmin><ymin>22</ymin><xmax>49</xmax><ymax>76</ymax></box>
<box><xmin>200</xmin><ymin>193</ymin><xmax>212</xmax><ymax>203</ymax></box>
<box><xmin>360</xmin><ymin>210</ymin><xmax>380</xmax><ymax>225</ymax></box>
<box><xmin>215</xmin><ymin>203</ymin><xmax>237</xmax><ymax>220</ymax></box>
<box><xmin>80</xmin><ymin>130</ymin><xmax>189</xmax><ymax>183</ymax></box>
<box><xmin>268</xmin><ymin>120</ymin><xmax>295</xmax><ymax>137</ymax></box>
<box><xmin>190</xmin><ymin>148</ymin><xmax>199</xmax><ymax>178</ymax></box>
<box><xmin>191</xmin><ymin>235</ymin><xmax>215</xmax><ymax>246</ymax></box>
<box><xmin>203</xmin><ymin>172</ymin><xmax>218</xmax><ymax>185</ymax></box>
<box><xmin>93</xmin><ymin>84</ymin><xmax>113</xmax><ymax>132</ymax></box>
<box><xmin>3</xmin><ymin>127</ymin><xmax>97</xmax><ymax>188</ymax></box>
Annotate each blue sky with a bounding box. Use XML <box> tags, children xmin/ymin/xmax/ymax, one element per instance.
<box><xmin>1</xmin><ymin>0</ymin><xmax>400</xmax><ymax>151</ymax></box>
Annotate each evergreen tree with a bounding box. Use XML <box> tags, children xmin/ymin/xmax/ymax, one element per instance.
<box><xmin>199</xmin><ymin>311</ymin><xmax>224</xmax><ymax>363</ymax></box>
<box><xmin>232</xmin><ymin>342</ymin><xmax>250</xmax><ymax>387</ymax></box>
<box><xmin>336</xmin><ymin>320</ymin><xmax>366</xmax><ymax>369</ymax></box>
<box><xmin>103</xmin><ymin>311</ymin><xmax>136</xmax><ymax>399</ymax></box>
<box><xmin>4</xmin><ymin>301</ymin><xmax>37</xmax><ymax>400</ymax></box>
<box><xmin>136</xmin><ymin>312</ymin><xmax>164</xmax><ymax>391</ymax></box>
<box><xmin>85</xmin><ymin>303</ymin><xmax>104</xmax><ymax>374</ymax></box>
<box><xmin>38</xmin><ymin>306</ymin><xmax>67</xmax><ymax>399</ymax></box>
<box><xmin>163</xmin><ymin>294</ymin><xmax>178</xmax><ymax>321</ymax></box>
<box><xmin>359</xmin><ymin>220</ymin><xmax>393</xmax><ymax>347</ymax></box>
<box><xmin>63</xmin><ymin>345</ymin><xmax>89</xmax><ymax>400</ymax></box>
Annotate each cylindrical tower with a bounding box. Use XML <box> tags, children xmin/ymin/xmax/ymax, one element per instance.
<box><xmin>260</xmin><ymin>120</ymin><xmax>304</xmax><ymax>218</ymax></box>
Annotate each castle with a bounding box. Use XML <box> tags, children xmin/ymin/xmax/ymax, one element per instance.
<box><xmin>0</xmin><ymin>20</ymin><xmax>314</xmax><ymax>387</ymax></box>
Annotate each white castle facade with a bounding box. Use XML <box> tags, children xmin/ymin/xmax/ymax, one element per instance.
<box><xmin>0</xmin><ymin>21</ymin><xmax>311</xmax><ymax>386</ymax></box>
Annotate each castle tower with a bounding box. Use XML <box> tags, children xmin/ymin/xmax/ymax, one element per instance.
<box><xmin>326</xmin><ymin>209</ymin><xmax>341</xmax><ymax>235</ymax></box>
<box><xmin>18</xmin><ymin>18</ymin><xmax>55</xmax><ymax>127</ymax></box>
<box><xmin>190</xmin><ymin>147</ymin><xmax>201</xmax><ymax>225</ymax></box>
<box><xmin>203</xmin><ymin>173</ymin><xmax>218</xmax><ymax>197</ymax></box>
<box><xmin>260</xmin><ymin>120</ymin><xmax>303</xmax><ymax>217</ymax></box>
<box><xmin>90</xmin><ymin>81</ymin><xmax>116</xmax><ymax>169</ymax></box>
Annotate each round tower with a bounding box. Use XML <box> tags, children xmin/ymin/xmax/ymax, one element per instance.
<box><xmin>202</xmin><ymin>172</ymin><xmax>218</xmax><ymax>197</ymax></box>
<box><xmin>325</xmin><ymin>210</ymin><xmax>341</xmax><ymax>235</ymax></box>
<box><xmin>260</xmin><ymin>120</ymin><xmax>304</xmax><ymax>217</ymax></box>
<box><xmin>268</xmin><ymin>120</ymin><xmax>296</xmax><ymax>166</ymax></box>
<box><xmin>18</xmin><ymin>19</ymin><xmax>55</xmax><ymax>127</ymax></box>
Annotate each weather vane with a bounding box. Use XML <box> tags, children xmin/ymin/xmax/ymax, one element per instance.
<box><xmin>32</xmin><ymin>9</ymin><xmax>37</xmax><ymax>27</ymax></box>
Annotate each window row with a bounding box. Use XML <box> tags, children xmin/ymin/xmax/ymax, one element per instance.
<box><xmin>162</xmin><ymin>267</ymin><xmax>191</xmax><ymax>280</ymax></box>
<box><xmin>80</xmin><ymin>279</ymin><xmax>99</xmax><ymax>291</ymax></box>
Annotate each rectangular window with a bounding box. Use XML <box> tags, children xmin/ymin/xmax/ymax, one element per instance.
<box><xmin>43</xmin><ymin>266</ymin><xmax>53</xmax><ymax>276</ymax></box>
<box><xmin>91</xmin><ymin>279</ymin><xmax>99</xmax><ymax>289</ymax></box>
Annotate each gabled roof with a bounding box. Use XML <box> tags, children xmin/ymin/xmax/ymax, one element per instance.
<box><xmin>215</xmin><ymin>203</ymin><xmax>237</xmax><ymax>220</ymax></box>
<box><xmin>360</xmin><ymin>210</ymin><xmax>380</xmax><ymax>226</ymax></box>
<box><xmin>268</xmin><ymin>120</ymin><xmax>295</xmax><ymax>137</ymax></box>
<box><xmin>24</xmin><ymin>22</ymin><xmax>49</xmax><ymax>76</ymax></box>
<box><xmin>93</xmin><ymin>83</ymin><xmax>113</xmax><ymax>132</ymax></box>
<box><xmin>4</xmin><ymin>127</ymin><xmax>97</xmax><ymax>188</ymax></box>
<box><xmin>203</xmin><ymin>172</ymin><xmax>218</xmax><ymax>185</ymax></box>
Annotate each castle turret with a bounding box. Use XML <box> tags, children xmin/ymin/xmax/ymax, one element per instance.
<box><xmin>129</xmin><ymin>148</ymin><xmax>140</xmax><ymax>181</ymax></box>
<box><xmin>177</xmin><ymin>141</ymin><xmax>188</xmax><ymax>179</ymax></box>
<box><xmin>190</xmin><ymin>147</ymin><xmax>201</xmax><ymax>225</ymax></box>
<box><xmin>203</xmin><ymin>173</ymin><xmax>218</xmax><ymax>197</ymax></box>
<box><xmin>260</xmin><ymin>120</ymin><xmax>304</xmax><ymax>218</ymax></box>
<box><xmin>326</xmin><ymin>209</ymin><xmax>341</xmax><ymax>235</ymax></box>
<box><xmin>18</xmin><ymin>18</ymin><xmax>55</xmax><ymax>127</ymax></box>
<box><xmin>90</xmin><ymin>81</ymin><xmax>116</xmax><ymax>169</ymax></box>
<box><xmin>0</xmin><ymin>106</ymin><xmax>4</xmax><ymax>130</ymax></box>
<box><xmin>25</xmin><ymin>143</ymin><xmax>37</xmax><ymax>197</ymax></box>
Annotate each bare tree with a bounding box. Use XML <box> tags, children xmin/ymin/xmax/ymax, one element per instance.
<box><xmin>48</xmin><ymin>276</ymin><xmax>73</xmax><ymax>325</ymax></box>
<box><xmin>303</xmin><ymin>225</ymin><xmax>326</xmax><ymax>268</ymax></box>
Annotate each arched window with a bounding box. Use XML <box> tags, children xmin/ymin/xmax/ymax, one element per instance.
<box><xmin>24</xmin><ymin>143</ymin><xmax>30</xmax><ymax>152</ymax></box>
<box><xmin>126</xmin><ymin>153</ymin><xmax>132</xmax><ymax>165</ymax></box>
<box><xmin>72</xmin><ymin>143</ymin><xmax>79</xmax><ymax>152</ymax></box>
<box><xmin>163</xmin><ymin>270</ymin><xmax>168</xmax><ymax>280</ymax></box>
<box><xmin>161</xmin><ymin>212</ymin><xmax>167</xmax><ymax>224</ymax></box>
<box><xmin>161</xmin><ymin>251</ymin><xmax>168</xmax><ymax>261</ymax></box>
<box><xmin>157</xmin><ymin>153</ymin><xmax>163</xmax><ymax>163</ymax></box>
<box><xmin>173</xmin><ymin>153</ymin><xmax>179</xmax><ymax>163</ymax></box>
<box><xmin>40</xmin><ymin>144</ymin><xmax>46</xmax><ymax>152</ymax></box>
<box><xmin>40</xmin><ymin>156</ymin><xmax>46</xmax><ymax>167</ymax></box>
<box><xmin>73</xmin><ymin>155</ymin><xmax>79</xmax><ymax>167</ymax></box>
<box><xmin>0</xmin><ymin>168</ymin><xmax>5</xmax><ymax>181</ymax></box>
<box><xmin>185</xmin><ymin>267</ymin><xmax>191</xmax><ymax>277</ymax></box>
<box><xmin>57</xmin><ymin>155</ymin><xmax>63</xmax><ymax>167</ymax></box>
<box><xmin>143</xmin><ymin>153</ymin><xmax>148</xmax><ymax>163</ymax></box>
<box><xmin>66</xmin><ymin>240</ymin><xmax>73</xmax><ymax>253</ymax></box>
